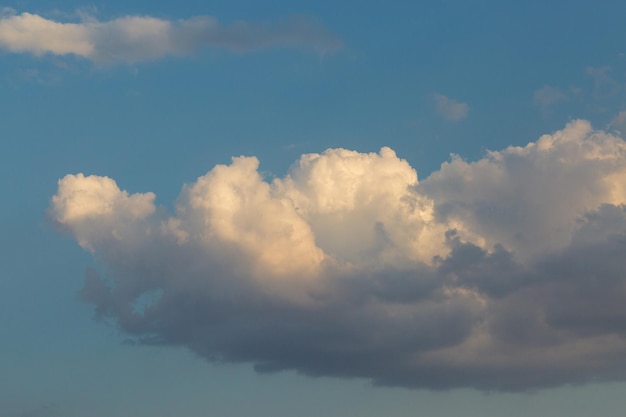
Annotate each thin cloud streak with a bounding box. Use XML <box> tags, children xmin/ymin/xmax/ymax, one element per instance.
<box><xmin>0</xmin><ymin>11</ymin><xmax>342</xmax><ymax>64</ymax></box>
<box><xmin>50</xmin><ymin>120</ymin><xmax>626</xmax><ymax>391</ymax></box>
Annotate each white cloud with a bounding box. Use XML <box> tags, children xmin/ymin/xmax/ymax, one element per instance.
<box><xmin>0</xmin><ymin>13</ymin><xmax>93</xmax><ymax>56</ymax></box>
<box><xmin>50</xmin><ymin>173</ymin><xmax>155</xmax><ymax>251</ymax></box>
<box><xmin>433</xmin><ymin>93</ymin><xmax>469</xmax><ymax>121</ymax></box>
<box><xmin>273</xmin><ymin>147</ymin><xmax>449</xmax><ymax>265</ymax></box>
<box><xmin>420</xmin><ymin>119</ymin><xmax>626</xmax><ymax>260</ymax></box>
<box><xmin>0</xmin><ymin>12</ymin><xmax>342</xmax><ymax>64</ymax></box>
<box><xmin>51</xmin><ymin>121</ymin><xmax>626</xmax><ymax>391</ymax></box>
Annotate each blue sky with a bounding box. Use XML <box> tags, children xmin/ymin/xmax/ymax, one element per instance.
<box><xmin>2</xmin><ymin>1</ymin><xmax>626</xmax><ymax>416</ymax></box>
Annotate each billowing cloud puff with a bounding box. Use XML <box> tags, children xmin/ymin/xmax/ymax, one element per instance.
<box><xmin>0</xmin><ymin>11</ymin><xmax>341</xmax><ymax>64</ymax></box>
<box><xmin>420</xmin><ymin>120</ymin><xmax>626</xmax><ymax>259</ymax></box>
<box><xmin>50</xmin><ymin>121</ymin><xmax>626</xmax><ymax>391</ymax></box>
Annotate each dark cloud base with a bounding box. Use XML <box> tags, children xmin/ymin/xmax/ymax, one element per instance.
<box><xmin>81</xmin><ymin>205</ymin><xmax>626</xmax><ymax>392</ymax></box>
<box><xmin>51</xmin><ymin>122</ymin><xmax>626</xmax><ymax>391</ymax></box>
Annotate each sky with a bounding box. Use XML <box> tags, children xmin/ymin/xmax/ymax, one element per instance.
<box><xmin>2</xmin><ymin>1</ymin><xmax>626</xmax><ymax>416</ymax></box>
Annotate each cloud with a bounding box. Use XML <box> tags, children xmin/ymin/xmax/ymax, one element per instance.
<box><xmin>611</xmin><ymin>110</ymin><xmax>626</xmax><ymax>132</ymax></box>
<box><xmin>0</xmin><ymin>12</ymin><xmax>342</xmax><ymax>64</ymax></box>
<box><xmin>419</xmin><ymin>120</ymin><xmax>626</xmax><ymax>260</ymax></box>
<box><xmin>586</xmin><ymin>66</ymin><xmax>624</xmax><ymax>100</ymax></box>
<box><xmin>50</xmin><ymin>121</ymin><xmax>626</xmax><ymax>391</ymax></box>
<box><xmin>533</xmin><ymin>85</ymin><xmax>566</xmax><ymax>110</ymax></box>
<box><xmin>433</xmin><ymin>93</ymin><xmax>469</xmax><ymax>121</ymax></box>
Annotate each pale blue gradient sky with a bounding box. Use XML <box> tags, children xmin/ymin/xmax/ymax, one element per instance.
<box><xmin>2</xmin><ymin>1</ymin><xmax>626</xmax><ymax>416</ymax></box>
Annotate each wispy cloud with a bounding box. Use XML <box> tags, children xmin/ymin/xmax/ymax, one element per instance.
<box><xmin>433</xmin><ymin>93</ymin><xmax>469</xmax><ymax>121</ymax></box>
<box><xmin>50</xmin><ymin>121</ymin><xmax>626</xmax><ymax>391</ymax></box>
<box><xmin>533</xmin><ymin>85</ymin><xmax>566</xmax><ymax>110</ymax></box>
<box><xmin>612</xmin><ymin>110</ymin><xmax>626</xmax><ymax>132</ymax></box>
<box><xmin>0</xmin><ymin>11</ymin><xmax>342</xmax><ymax>64</ymax></box>
<box><xmin>586</xmin><ymin>65</ymin><xmax>624</xmax><ymax>100</ymax></box>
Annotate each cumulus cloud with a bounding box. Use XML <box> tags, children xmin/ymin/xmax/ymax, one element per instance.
<box><xmin>50</xmin><ymin>121</ymin><xmax>626</xmax><ymax>391</ymax></box>
<box><xmin>420</xmin><ymin>120</ymin><xmax>626</xmax><ymax>260</ymax></box>
<box><xmin>433</xmin><ymin>93</ymin><xmax>469</xmax><ymax>121</ymax></box>
<box><xmin>0</xmin><ymin>11</ymin><xmax>341</xmax><ymax>64</ymax></box>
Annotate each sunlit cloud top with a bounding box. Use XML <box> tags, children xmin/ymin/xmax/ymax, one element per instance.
<box><xmin>50</xmin><ymin>121</ymin><xmax>626</xmax><ymax>391</ymax></box>
<box><xmin>0</xmin><ymin>10</ymin><xmax>342</xmax><ymax>64</ymax></box>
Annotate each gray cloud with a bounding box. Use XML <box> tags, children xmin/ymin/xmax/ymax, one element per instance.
<box><xmin>0</xmin><ymin>11</ymin><xmax>341</xmax><ymax>64</ymax></box>
<box><xmin>50</xmin><ymin>121</ymin><xmax>626</xmax><ymax>391</ymax></box>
